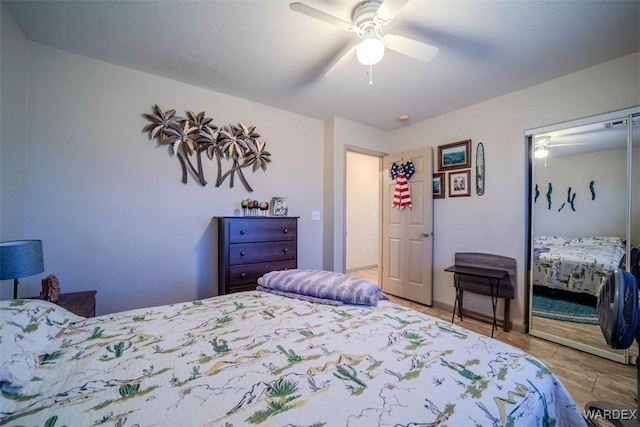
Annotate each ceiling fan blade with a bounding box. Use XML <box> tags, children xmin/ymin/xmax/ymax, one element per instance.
<box><xmin>323</xmin><ymin>43</ymin><xmax>358</xmax><ymax>77</ymax></box>
<box><xmin>385</xmin><ymin>34</ymin><xmax>439</xmax><ymax>62</ymax></box>
<box><xmin>289</xmin><ymin>2</ymin><xmax>353</xmax><ymax>31</ymax></box>
<box><xmin>375</xmin><ymin>0</ymin><xmax>410</xmax><ymax>24</ymax></box>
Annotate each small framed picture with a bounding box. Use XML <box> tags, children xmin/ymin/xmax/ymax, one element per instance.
<box><xmin>433</xmin><ymin>173</ymin><xmax>445</xmax><ymax>199</ymax></box>
<box><xmin>438</xmin><ymin>139</ymin><xmax>471</xmax><ymax>171</ymax></box>
<box><xmin>271</xmin><ymin>197</ymin><xmax>288</xmax><ymax>216</ymax></box>
<box><xmin>448</xmin><ymin>170</ymin><xmax>471</xmax><ymax>197</ymax></box>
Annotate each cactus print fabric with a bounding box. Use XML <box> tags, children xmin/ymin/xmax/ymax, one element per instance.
<box><xmin>533</xmin><ymin>236</ymin><xmax>626</xmax><ymax>296</ymax></box>
<box><xmin>1</xmin><ymin>292</ymin><xmax>585</xmax><ymax>426</ymax></box>
<box><xmin>1</xmin><ymin>299</ymin><xmax>82</xmax><ymax>389</ymax></box>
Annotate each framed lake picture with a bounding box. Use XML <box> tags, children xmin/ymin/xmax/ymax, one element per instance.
<box><xmin>433</xmin><ymin>173</ymin><xmax>445</xmax><ymax>199</ymax></box>
<box><xmin>438</xmin><ymin>139</ymin><xmax>471</xmax><ymax>171</ymax></box>
<box><xmin>448</xmin><ymin>170</ymin><xmax>471</xmax><ymax>197</ymax></box>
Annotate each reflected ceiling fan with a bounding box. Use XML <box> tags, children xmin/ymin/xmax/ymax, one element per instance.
<box><xmin>534</xmin><ymin>136</ymin><xmax>585</xmax><ymax>159</ymax></box>
<box><xmin>290</xmin><ymin>0</ymin><xmax>439</xmax><ymax>81</ymax></box>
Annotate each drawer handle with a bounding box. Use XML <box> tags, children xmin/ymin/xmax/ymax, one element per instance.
<box><xmin>240</xmin><ymin>230</ymin><xmax>246</xmax><ymax>235</ymax></box>
<box><xmin>283</xmin><ymin>228</ymin><xmax>288</xmax><ymax>233</ymax></box>
<box><xmin>240</xmin><ymin>272</ymin><xmax>246</xmax><ymax>278</ymax></box>
<box><xmin>283</xmin><ymin>248</ymin><xmax>288</xmax><ymax>253</ymax></box>
<box><xmin>240</xmin><ymin>251</ymin><xmax>246</xmax><ymax>256</ymax></box>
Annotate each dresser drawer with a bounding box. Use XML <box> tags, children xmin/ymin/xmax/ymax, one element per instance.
<box><xmin>228</xmin><ymin>218</ymin><xmax>296</xmax><ymax>243</ymax></box>
<box><xmin>228</xmin><ymin>259</ymin><xmax>297</xmax><ymax>291</ymax></box>
<box><xmin>216</xmin><ymin>216</ymin><xmax>299</xmax><ymax>296</ymax></box>
<box><xmin>229</xmin><ymin>241</ymin><xmax>296</xmax><ymax>265</ymax></box>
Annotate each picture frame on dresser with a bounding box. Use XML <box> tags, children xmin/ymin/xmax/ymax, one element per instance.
<box><xmin>271</xmin><ymin>197</ymin><xmax>288</xmax><ymax>217</ymax></box>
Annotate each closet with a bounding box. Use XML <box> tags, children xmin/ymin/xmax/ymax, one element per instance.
<box><xmin>526</xmin><ymin>106</ymin><xmax>639</xmax><ymax>363</ymax></box>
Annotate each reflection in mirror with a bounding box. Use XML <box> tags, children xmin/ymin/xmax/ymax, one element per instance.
<box><xmin>529</xmin><ymin>112</ymin><xmax>639</xmax><ymax>363</ymax></box>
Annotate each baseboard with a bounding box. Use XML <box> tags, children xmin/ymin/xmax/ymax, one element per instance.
<box><xmin>346</xmin><ymin>265</ymin><xmax>378</xmax><ymax>273</ymax></box>
<box><xmin>431</xmin><ymin>300</ymin><xmax>527</xmax><ymax>334</ymax></box>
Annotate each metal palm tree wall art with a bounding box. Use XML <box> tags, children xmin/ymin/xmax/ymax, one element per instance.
<box><xmin>142</xmin><ymin>105</ymin><xmax>271</xmax><ymax>192</ymax></box>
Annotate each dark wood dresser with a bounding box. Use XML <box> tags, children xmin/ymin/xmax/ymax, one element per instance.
<box><xmin>215</xmin><ymin>217</ymin><xmax>298</xmax><ymax>295</ymax></box>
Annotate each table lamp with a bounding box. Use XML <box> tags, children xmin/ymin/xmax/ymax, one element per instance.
<box><xmin>0</xmin><ymin>240</ymin><xmax>44</xmax><ymax>298</ymax></box>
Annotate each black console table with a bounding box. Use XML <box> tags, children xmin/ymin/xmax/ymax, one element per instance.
<box><xmin>444</xmin><ymin>253</ymin><xmax>517</xmax><ymax>338</ymax></box>
<box><xmin>446</xmin><ymin>264</ymin><xmax>509</xmax><ymax>337</ymax></box>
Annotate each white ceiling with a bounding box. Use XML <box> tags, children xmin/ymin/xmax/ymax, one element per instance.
<box><xmin>3</xmin><ymin>0</ymin><xmax>639</xmax><ymax>132</ymax></box>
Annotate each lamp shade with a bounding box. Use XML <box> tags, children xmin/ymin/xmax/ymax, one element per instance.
<box><xmin>0</xmin><ymin>240</ymin><xmax>44</xmax><ymax>280</ymax></box>
<box><xmin>356</xmin><ymin>37</ymin><xmax>385</xmax><ymax>66</ymax></box>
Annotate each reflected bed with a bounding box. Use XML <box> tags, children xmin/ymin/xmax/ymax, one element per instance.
<box><xmin>533</xmin><ymin>236</ymin><xmax>626</xmax><ymax>297</ymax></box>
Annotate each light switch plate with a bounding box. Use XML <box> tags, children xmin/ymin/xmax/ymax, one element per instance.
<box><xmin>312</xmin><ymin>210</ymin><xmax>321</xmax><ymax>221</ymax></box>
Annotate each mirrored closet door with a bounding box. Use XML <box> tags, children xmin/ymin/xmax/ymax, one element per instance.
<box><xmin>526</xmin><ymin>106</ymin><xmax>639</xmax><ymax>363</ymax></box>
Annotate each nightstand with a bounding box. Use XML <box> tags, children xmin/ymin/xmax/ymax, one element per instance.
<box><xmin>53</xmin><ymin>291</ymin><xmax>97</xmax><ymax>317</ymax></box>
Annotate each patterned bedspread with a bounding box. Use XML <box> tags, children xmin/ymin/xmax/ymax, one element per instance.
<box><xmin>1</xmin><ymin>292</ymin><xmax>585</xmax><ymax>426</ymax></box>
<box><xmin>533</xmin><ymin>236</ymin><xmax>626</xmax><ymax>296</ymax></box>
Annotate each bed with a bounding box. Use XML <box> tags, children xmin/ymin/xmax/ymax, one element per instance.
<box><xmin>2</xmin><ymin>269</ymin><xmax>585</xmax><ymax>426</ymax></box>
<box><xmin>533</xmin><ymin>236</ymin><xmax>626</xmax><ymax>296</ymax></box>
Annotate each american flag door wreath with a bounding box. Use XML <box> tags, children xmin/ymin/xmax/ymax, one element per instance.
<box><xmin>390</xmin><ymin>160</ymin><xmax>416</xmax><ymax>208</ymax></box>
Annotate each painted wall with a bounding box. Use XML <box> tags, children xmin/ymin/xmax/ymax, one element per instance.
<box><xmin>345</xmin><ymin>151</ymin><xmax>379</xmax><ymax>270</ymax></box>
<box><xmin>534</xmin><ymin>148</ymin><xmax>628</xmax><ymax>238</ymax></box>
<box><xmin>388</xmin><ymin>53</ymin><xmax>640</xmax><ymax>331</ymax></box>
<box><xmin>1</xmin><ymin>35</ymin><xmax>331</xmax><ymax>313</ymax></box>
<box><xmin>1</xmin><ymin>4</ymin><xmax>28</xmax><ymax>241</ymax></box>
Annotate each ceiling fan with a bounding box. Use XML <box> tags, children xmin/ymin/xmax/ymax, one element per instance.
<box><xmin>290</xmin><ymin>0</ymin><xmax>439</xmax><ymax>79</ymax></box>
<box><xmin>534</xmin><ymin>136</ymin><xmax>586</xmax><ymax>159</ymax></box>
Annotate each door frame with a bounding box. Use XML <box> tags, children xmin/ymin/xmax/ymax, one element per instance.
<box><xmin>343</xmin><ymin>145</ymin><xmax>388</xmax><ymax>282</ymax></box>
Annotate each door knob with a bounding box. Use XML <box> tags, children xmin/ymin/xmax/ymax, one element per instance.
<box><xmin>418</xmin><ymin>232</ymin><xmax>431</xmax><ymax>239</ymax></box>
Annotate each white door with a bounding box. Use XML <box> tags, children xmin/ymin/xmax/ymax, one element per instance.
<box><xmin>381</xmin><ymin>148</ymin><xmax>433</xmax><ymax>305</ymax></box>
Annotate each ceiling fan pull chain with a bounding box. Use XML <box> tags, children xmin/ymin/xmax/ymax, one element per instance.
<box><xmin>369</xmin><ymin>64</ymin><xmax>373</xmax><ymax>85</ymax></box>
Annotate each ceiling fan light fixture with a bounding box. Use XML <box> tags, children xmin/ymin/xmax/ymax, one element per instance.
<box><xmin>534</xmin><ymin>148</ymin><xmax>548</xmax><ymax>159</ymax></box>
<box><xmin>356</xmin><ymin>37</ymin><xmax>385</xmax><ymax>65</ymax></box>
